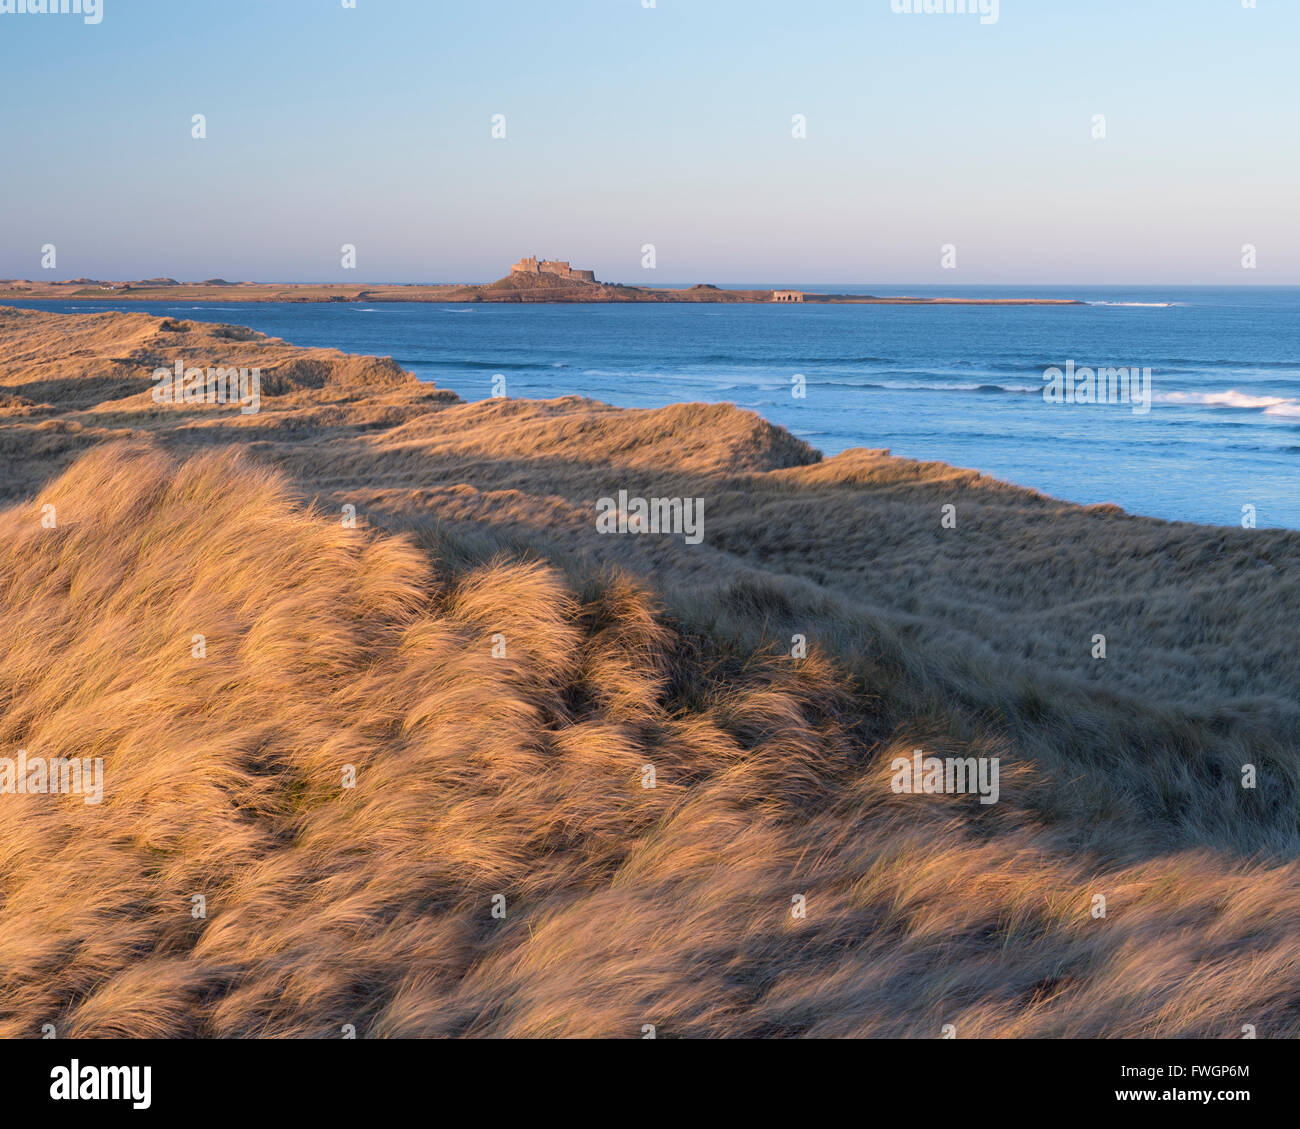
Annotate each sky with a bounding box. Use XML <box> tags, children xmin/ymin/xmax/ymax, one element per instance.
<box><xmin>1</xmin><ymin>0</ymin><xmax>1296</xmax><ymax>285</ymax></box>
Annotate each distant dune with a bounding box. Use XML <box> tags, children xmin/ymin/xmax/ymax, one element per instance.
<box><xmin>0</xmin><ymin>305</ymin><xmax>1295</xmax><ymax>1037</ymax></box>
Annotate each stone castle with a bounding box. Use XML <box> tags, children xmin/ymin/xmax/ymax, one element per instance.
<box><xmin>511</xmin><ymin>257</ymin><xmax>597</xmax><ymax>284</ymax></box>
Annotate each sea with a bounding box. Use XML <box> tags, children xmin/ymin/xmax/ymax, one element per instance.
<box><xmin>9</xmin><ymin>285</ymin><xmax>1299</xmax><ymax>529</ymax></box>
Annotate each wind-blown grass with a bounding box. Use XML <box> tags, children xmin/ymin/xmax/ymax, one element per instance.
<box><xmin>0</xmin><ymin>306</ymin><xmax>1297</xmax><ymax>1038</ymax></box>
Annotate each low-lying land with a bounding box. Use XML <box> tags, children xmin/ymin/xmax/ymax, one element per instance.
<box><xmin>0</xmin><ymin>276</ymin><xmax>1084</xmax><ymax>305</ymax></box>
<box><xmin>0</xmin><ymin>305</ymin><xmax>1294</xmax><ymax>1038</ymax></box>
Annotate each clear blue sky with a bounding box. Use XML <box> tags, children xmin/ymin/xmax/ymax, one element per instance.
<box><xmin>1</xmin><ymin>0</ymin><xmax>1295</xmax><ymax>284</ymax></box>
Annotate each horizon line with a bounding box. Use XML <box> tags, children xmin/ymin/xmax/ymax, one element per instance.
<box><xmin>5</xmin><ymin>278</ymin><xmax>1298</xmax><ymax>289</ymax></box>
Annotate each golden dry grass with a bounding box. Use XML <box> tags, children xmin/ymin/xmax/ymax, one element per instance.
<box><xmin>0</xmin><ymin>306</ymin><xmax>1296</xmax><ymax>1037</ymax></box>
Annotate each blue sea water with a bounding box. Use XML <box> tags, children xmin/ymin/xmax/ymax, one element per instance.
<box><xmin>9</xmin><ymin>286</ymin><xmax>1299</xmax><ymax>528</ymax></box>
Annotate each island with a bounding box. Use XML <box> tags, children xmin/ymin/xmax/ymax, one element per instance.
<box><xmin>0</xmin><ymin>258</ymin><xmax>1085</xmax><ymax>305</ymax></box>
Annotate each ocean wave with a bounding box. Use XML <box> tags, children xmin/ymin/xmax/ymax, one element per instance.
<box><xmin>1157</xmin><ymin>389</ymin><xmax>1300</xmax><ymax>417</ymax></box>
<box><xmin>571</xmin><ymin>368</ymin><xmax>673</xmax><ymax>380</ymax></box>
<box><xmin>543</xmin><ymin>354</ymin><xmax>1298</xmax><ymax>379</ymax></box>
<box><xmin>574</xmin><ymin>372</ymin><xmax>1044</xmax><ymax>395</ymax></box>
<box><xmin>695</xmin><ymin>353</ymin><xmax>892</xmax><ymax>365</ymax></box>
<box><xmin>1086</xmin><ymin>301</ymin><xmax>1175</xmax><ymax>307</ymax></box>
<box><xmin>1141</xmin><ymin>358</ymin><xmax>1300</xmax><ymax>369</ymax></box>
<box><xmin>879</xmin><ymin>380</ymin><xmax>1038</xmax><ymax>395</ymax></box>
<box><xmin>1023</xmin><ymin>357</ymin><xmax>1300</xmax><ymax>372</ymax></box>
<box><xmin>423</xmin><ymin>359</ymin><xmax>543</xmax><ymax>371</ymax></box>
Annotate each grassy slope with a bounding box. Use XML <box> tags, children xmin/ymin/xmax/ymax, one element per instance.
<box><xmin>0</xmin><ymin>305</ymin><xmax>1296</xmax><ymax>1037</ymax></box>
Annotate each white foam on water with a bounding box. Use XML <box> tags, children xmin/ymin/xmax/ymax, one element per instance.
<box><xmin>1158</xmin><ymin>388</ymin><xmax>1300</xmax><ymax>416</ymax></box>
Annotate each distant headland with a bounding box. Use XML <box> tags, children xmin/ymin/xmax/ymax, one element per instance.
<box><xmin>0</xmin><ymin>262</ymin><xmax>1084</xmax><ymax>306</ymax></box>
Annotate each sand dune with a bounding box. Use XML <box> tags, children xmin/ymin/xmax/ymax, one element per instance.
<box><xmin>0</xmin><ymin>306</ymin><xmax>1297</xmax><ymax>1037</ymax></box>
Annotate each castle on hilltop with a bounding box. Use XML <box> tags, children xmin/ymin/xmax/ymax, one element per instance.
<box><xmin>511</xmin><ymin>257</ymin><xmax>597</xmax><ymax>283</ymax></box>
